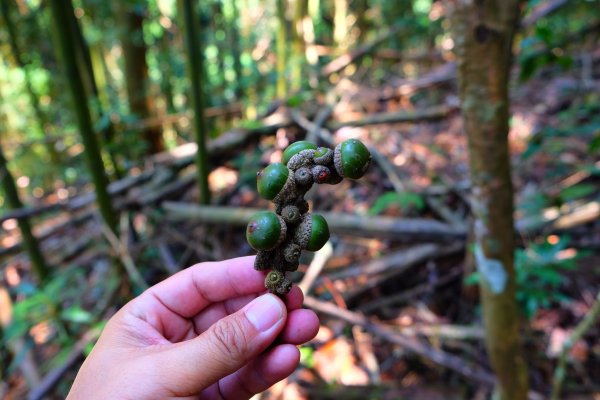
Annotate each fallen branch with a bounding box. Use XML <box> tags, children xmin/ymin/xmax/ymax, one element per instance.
<box><xmin>161</xmin><ymin>202</ymin><xmax>467</xmax><ymax>241</ymax></box>
<box><xmin>326</xmin><ymin>105</ymin><xmax>457</xmax><ymax>130</ymax></box>
<box><xmin>303</xmin><ymin>295</ymin><xmax>497</xmax><ymax>385</ymax></box>
<box><xmin>343</xmin><ymin>243</ymin><xmax>464</xmax><ymax>301</ymax></box>
<box><xmin>358</xmin><ymin>267</ymin><xmax>463</xmax><ymax>313</ymax></box>
<box><xmin>321</xmin><ymin>23</ymin><xmax>406</xmax><ymax>76</ymax></box>
<box><xmin>551</xmin><ymin>290</ymin><xmax>600</xmax><ymax>400</ymax></box>
<box><xmin>381</xmin><ymin>62</ymin><xmax>457</xmax><ymax>101</ymax></box>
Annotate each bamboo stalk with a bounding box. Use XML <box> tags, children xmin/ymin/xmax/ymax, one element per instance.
<box><xmin>179</xmin><ymin>0</ymin><xmax>211</xmax><ymax>204</ymax></box>
<box><xmin>49</xmin><ymin>0</ymin><xmax>118</xmax><ymax>233</ymax></box>
<box><xmin>161</xmin><ymin>202</ymin><xmax>467</xmax><ymax>241</ymax></box>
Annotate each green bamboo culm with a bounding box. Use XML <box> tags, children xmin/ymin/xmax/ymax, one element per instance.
<box><xmin>0</xmin><ymin>141</ymin><xmax>49</xmax><ymax>282</ymax></box>
<box><xmin>49</xmin><ymin>0</ymin><xmax>118</xmax><ymax>233</ymax></box>
<box><xmin>179</xmin><ymin>0</ymin><xmax>211</xmax><ymax>204</ymax></box>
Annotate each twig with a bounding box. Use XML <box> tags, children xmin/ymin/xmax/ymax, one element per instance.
<box><xmin>381</xmin><ymin>62</ymin><xmax>457</xmax><ymax>100</ymax></box>
<box><xmin>298</xmin><ymin>241</ymin><xmax>333</xmax><ymax>294</ymax></box>
<box><xmin>324</xmin><ymin>243</ymin><xmax>441</xmax><ymax>282</ymax></box>
<box><xmin>321</xmin><ymin>23</ymin><xmax>406</xmax><ymax>76</ymax></box>
<box><xmin>26</xmin><ymin>328</ymin><xmax>101</xmax><ymax>400</ymax></box>
<box><xmin>358</xmin><ymin>267</ymin><xmax>463</xmax><ymax>313</ymax></box>
<box><xmin>551</xmin><ymin>290</ymin><xmax>600</xmax><ymax>400</ymax></box>
<box><xmin>343</xmin><ymin>243</ymin><xmax>464</xmax><ymax>301</ymax></box>
<box><xmin>303</xmin><ymin>295</ymin><xmax>497</xmax><ymax>385</ymax></box>
<box><xmin>305</xmin><ymin>106</ymin><xmax>333</xmax><ymax>144</ymax></box>
<box><xmin>100</xmin><ymin>216</ymin><xmax>148</xmax><ymax>291</ymax></box>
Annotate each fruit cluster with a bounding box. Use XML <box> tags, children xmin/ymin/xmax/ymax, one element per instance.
<box><xmin>246</xmin><ymin>139</ymin><xmax>371</xmax><ymax>294</ymax></box>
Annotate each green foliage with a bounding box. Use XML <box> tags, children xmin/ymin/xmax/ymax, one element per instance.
<box><xmin>466</xmin><ymin>236</ymin><xmax>584</xmax><ymax>319</ymax></box>
<box><xmin>368</xmin><ymin>191</ymin><xmax>425</xmax><ymax>215</ymax></box>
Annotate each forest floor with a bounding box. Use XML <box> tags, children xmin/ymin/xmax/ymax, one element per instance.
<box><xmin>1</xmin><ymin>46</ymin><xmax>599</xmax><ymax>400</ymax></box>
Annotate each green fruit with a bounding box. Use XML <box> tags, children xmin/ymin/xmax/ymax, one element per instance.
<box><xmin>307</xmin><ymin>214</ymin><xmax>329</xmax><ymax>251</ymax></box>
<box><xmin>257</xmin><ymin>163</ymin><xmax>289</xmax><ymax>200</ymax></box>
<box><xmin>334</xmin><ymin>139</ymin><xmax>371</xmax><ymax>179</ymax></box>
<box><xmin>246</xmin><ymin>211</ymin><xmax>286</xmax><ymax>250</ymax></box>
<box><xmin>282</xmin><ymin>141</ymin><xmax>317</xmax><ymax>165</ymax></box>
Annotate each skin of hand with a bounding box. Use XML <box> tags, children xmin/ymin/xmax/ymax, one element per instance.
<box><xmin>67</xmin><ymin>256</ymin><xmax>320</xmax><ymax>399</ymax></box>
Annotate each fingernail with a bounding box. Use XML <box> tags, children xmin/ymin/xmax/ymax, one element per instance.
<box><xmin>245</xmin><ymin>294</ymin><xmax>284</xmax><ymax>332</ymax></box>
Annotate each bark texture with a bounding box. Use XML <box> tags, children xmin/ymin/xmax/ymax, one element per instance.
<box><xmin>451</xmin><ymin>1</ymin><xmax>528</xmax><ymax>399</ymax></box>
<box><xmin>118</xmin><ymin>2</ymin><xmax>164</xmax><ymax>155</ymax></box>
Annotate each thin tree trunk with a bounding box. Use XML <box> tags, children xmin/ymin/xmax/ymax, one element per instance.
<box><xmin>276</xmin><ymin>0</ymin><xmax>287</xmax><ymax>98</ymax></box>
<box><xmin>49</xmin><ymin>0</ymin><xmax>118</xmax><ymax>233</ymax></box>
<box><xmin>0</xmin><ymin>138</ymin><xmax>49</xmax><ymax>282</ymax></box>
<box><xmin>118</xmin><ymin>3</ymin><xmax>164</xmax><ymax>155</ymax></box>
<box><xmin>451</xmin><ymin>2</ymin><xmax>528</xmax><ymax>399</ymax></box>
<box><xmin>179</xmin><ymin>0</ymin><xmax>211</xmax><ymax>204</ymax></box>
<box><xmin>68</xmin><ymin>7</ymin><xmax>123</xmax><ymax>178</ymax></box>
<box><xmin>227</xmin><ymin>0</ymin><xmax>244</xmax><ymax>99</ymax></box>
<box><xmin>291</xmin><ymin>0</ymin><xmax>307</xmax><ymax>91</ymax></box>
<box><xmin>0</xmin><ymin>0</ymin><xmax>62</xmax><ymax>169</ymax></box>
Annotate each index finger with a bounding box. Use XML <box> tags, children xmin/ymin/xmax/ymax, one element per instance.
<box><xmin>142</xmin><ymin>256</ymin><xmax>266</xmax><ymax>319</ymax></box>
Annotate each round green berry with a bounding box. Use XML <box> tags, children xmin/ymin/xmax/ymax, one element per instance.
<box><xmin>257</xmin><ymin>163</ymin><xmax>289</xmax><ymax>200</ymax></box>
<box><xmin>246</xmin><ymin>211</ymin><xmax>286</xmax><ymax>250</ymax></box>
<box><xmin>282</xmin><ymin>141</ymin><xmax>317</xmax><ymax>165</ymax></box>
<box><xmin>334</xmin><ymin>139</ymin><xmax>371</xmax><ymax>179</ymax></box>
<box><xmin>306</xmin><ymin>214</ymin><xmax>330</xmax><ymax>251</ymax></box>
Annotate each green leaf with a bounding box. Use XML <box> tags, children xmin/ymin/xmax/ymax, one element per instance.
<box><xmin>463</xmin><ymin>272</ymin><xmax>480</xmax><ymax>286</ymax></box>
<box><xmin>60</xmin><ymin>306</ymin><xmax>92</xmax><ymax>324</ymax></box>
<box><xmin>558</xmin><ymin>183</ymin><xmax>596</xmax><ymax>202</ymax></box>
<box><xmin>368</xmin><ymin>191</ymin><xmax>425</xmax><ymax>215</ymax></box>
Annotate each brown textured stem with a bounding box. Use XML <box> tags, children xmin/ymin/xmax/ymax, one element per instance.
<box><xmin>451</xmin><ymin>1</ymin><xmax>528</xmax><ymax>399</ymax></box>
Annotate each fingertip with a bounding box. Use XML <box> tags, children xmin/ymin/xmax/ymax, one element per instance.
<box><xmin>259</xmin><ymin>344</ymin><xmax>300</xmax><ymax>380</ymax></box>
<box><xmin>279</xmin><ymin>309</ymin><xmax>320</xmax><ymax>344</ymax></box>
<box><xmin>284</xmin><ymin>285</ymin><xmax>305</xmax><ymax>310</ymax></box>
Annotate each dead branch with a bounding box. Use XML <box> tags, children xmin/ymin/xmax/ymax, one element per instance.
<box><xmin>358</xmin><ymin>267</ymin><xmax>463</xmax><ymax>313</ymax></box>
<box><xmin>321</xmin><ymin>23</ymin><xmax>406</xmax><ymax>76</ymax></box>
<box><xmin>521</xmin><ymin>0</ymin><xmax>569</xmax><ymax>28</ymax></box>
<box><xmin>303</xmin><ymin>295</ymin><xmax>497</xmax><ymax>385</ymax></box>
<box><xmin>161</xmin><ymin>202</ymin><xmax>468</xmax><ymax>241</ymax></box>
<box><xmin>381</xmin><ymin>63</ymin><xmax>457</xmax><ymax>101</ymax></box>
<box><xmin>324</xmin><ymin>243</ymin><xmax>442</xmax><ymax>282</ymax></box>
<box><xmin>122</xmin><ymin>102</ymin><xmax>244</xmax><ymax>131</ymax></box>
<box><xmin>326</xmin><ymin>105</ymin><xmax>457</xmax><ymax>130</ymax></box>
<box><xmin>298</xmin><ymin>241</ymin><xmax>333</xmax><ymax>294</ymax></box>
<box><xmin>343</xmin><ymin>243</ymin><xmax>464</xmax><ymax>301</ymax></box>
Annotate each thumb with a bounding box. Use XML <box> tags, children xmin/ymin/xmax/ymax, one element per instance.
<box><xmin>154</xmin><ymin>294</ymin><xmax>287</xmax><ymax>394</ymax></box>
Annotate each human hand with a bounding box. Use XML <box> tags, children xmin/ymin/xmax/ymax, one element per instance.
<box><xmin>67</xmin><ymin>256</ymin><xmax>320</xmax><ymax>399</ymax></box>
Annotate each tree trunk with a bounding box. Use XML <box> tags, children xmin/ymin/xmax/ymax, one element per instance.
<box><xmin>179</xmin><ymin>0</ymin><xmax>211</xmax><ymax>204</ymax></box>
<box><xmin>118</xmin><ymin>2</ymin><xmax>164</xmax><ymax>155</ymax></box>
<box><xmin>49</xmin><ymin>0</ymin><xmax>118</xmax><ymax>233</ymax></box>
<box><xmin>227</xmin><ymin>0</ymin><xmax>244</xmax><ymax>99</ymax></box>
<box><xmin>275</xmin><ymin>0</ymin><xmax>287</xmax><ymax>98</ymax></box>
<box><xmin>291</xmin><ymin>0</ymin><xmax>307</xmax><ymax>92</ymax></box>
<box><xmin>450</xmin><ymin>2</ymin><xmax>528</xmax><ymax>399</ymax></box>
<box><xmin>0</xmin><ymin>138</ymin><xmax>49</xmax><ymax>282</ymax></box>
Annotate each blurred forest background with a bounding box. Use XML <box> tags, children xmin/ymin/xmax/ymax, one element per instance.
<box><xmin>0</xmin><ymin>0</ymin><xmax>599</xmax><ymax>399</ymax></box>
